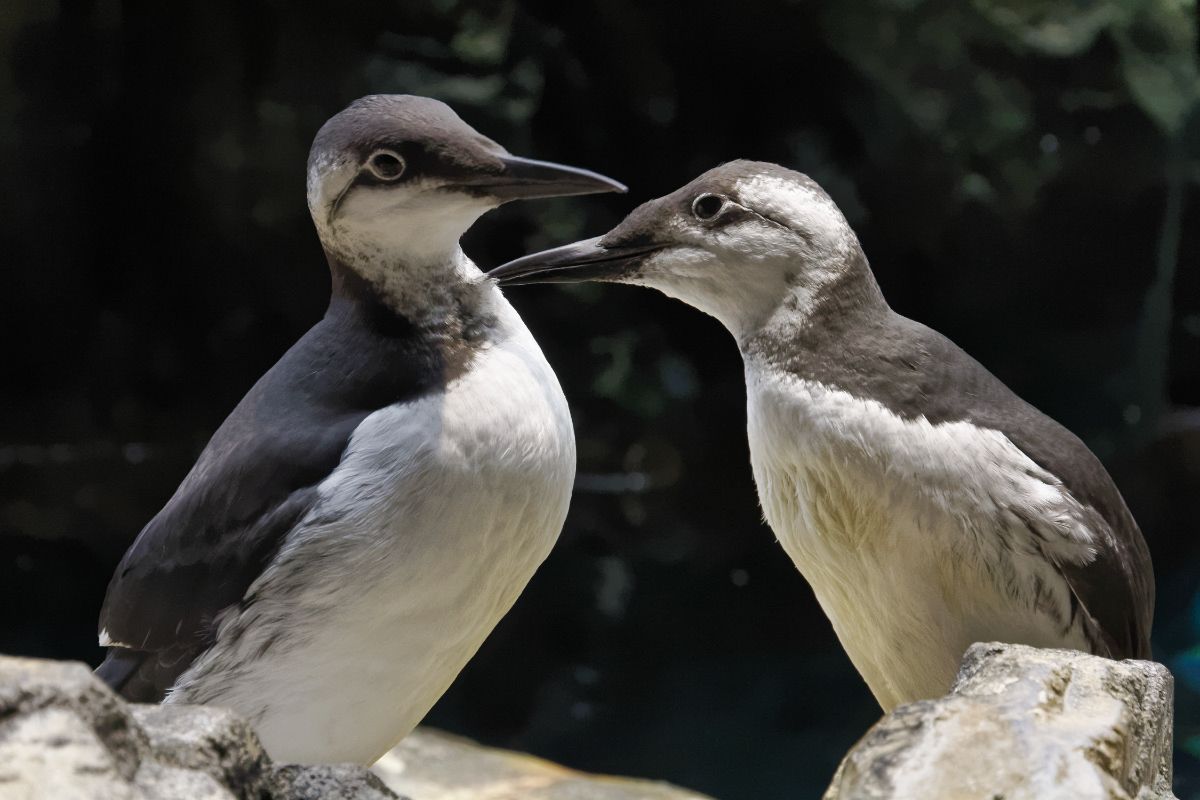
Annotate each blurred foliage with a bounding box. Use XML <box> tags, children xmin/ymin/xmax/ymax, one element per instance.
<box><xmin>1</xmin><ymin>0</ymin><xmax>1198</xmax><ymax>798</ymax></box>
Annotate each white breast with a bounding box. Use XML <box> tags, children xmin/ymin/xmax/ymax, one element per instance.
<box><xmin>744</xmin><ymin>366</ymin><xmax>1094</xmax><ymax>709</ymax></box>
<box><xmin>167</xmin><ymin>293</ymin><xmax>575</xmax><ymax>764</ymax></box>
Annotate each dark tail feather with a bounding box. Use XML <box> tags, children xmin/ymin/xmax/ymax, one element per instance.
<box><xmin>95</xmin><ymin>648</ymin><xmax>144</xmax><ymax>691</ymax></box>
<box><xmin>95</xmin><ymin>648</ymin><xmax>166</xmax><ymax>702</ymax></box>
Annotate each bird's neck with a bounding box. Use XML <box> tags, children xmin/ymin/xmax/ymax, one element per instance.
<box><xmin>739</xmin><ymin>247</ymin><xmax>890</xmax><ymax>369</ymax></box>
<box><xmin>326</xmin><ymin>246</ymin><xmax>499</xmax><ymax>346</ymax></box>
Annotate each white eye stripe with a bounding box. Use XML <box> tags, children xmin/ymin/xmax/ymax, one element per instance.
<box><xmin>733</xmin><ymin>174</ymin><xmax>854</xmax><ymax>256</ymax></box>
<box><xmin>365</xmin><ymin>149</ymin><xmax>406</xmax><ymax>181</ymax></box>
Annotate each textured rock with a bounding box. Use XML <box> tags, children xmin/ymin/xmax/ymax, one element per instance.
<box><xmin>132</xmin><ymin>704</ymin><xmax>274</xmax><ymax>795</ymax></box>
<box><xmin>0</xmin><ymin>654</ymin><xmax>705</xmax><ymax>799</ymax></box>
<box><xmin>823</xmin><ymin>642</ymin><xmax>1177</xmax><ymax>800</ymax></box>
<box><xmin>1</xmin><ymin>647</ymin><xmax>1177</xmax><ymax>800</ymax></box>
<box><xmin>274</xmin><ymin>763</ymin><xmax>401</xmax><ymax>800</ymax></box>
<box><xmin>374</xmin><ymin>728</ymin><xmax>714</xmax><ymax>799</ymax></box>
<box><xmin>0</xmin><ymin>656</ymin><xmax>147</xmax><ymax>800</ymax></box>
<box><xmin>0</xmin><ymin>654</ymin><xmax>393</xmax><ymax>800</ymax></box>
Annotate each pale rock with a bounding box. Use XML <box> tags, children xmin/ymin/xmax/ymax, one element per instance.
<box><xmin>374</xmin><ymin>727</ymin><xmax>714</xmax><ymax>799</ymax></box>
<box><xmin>0</xmin><ymin>654</ymin><xmax>393</xmax><ymax>800</ymax></box>
<box><xmin>823</xmin><ymin>642</ymin><xmax>1177</xmax><ymax>800</ymax></box>
<box><xmin>0</xmin><ymin>648</ymin><xmax>1176</xmax><ymax>800</ymax></box>
<box><xmin>131</xmin><ymin>704</ymin><xmax>272</xmax><ymax>794</ymax></box>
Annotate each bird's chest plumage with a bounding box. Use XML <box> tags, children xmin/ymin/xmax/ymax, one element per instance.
<box><xmin>321</xmin><ymin>322</ymin><xmax>575</xmax><ymax>571</ymax></box>
<box><xmin>745</xmin><ymin>370</ymin><xmax>1094</xmax><ymax>709</ymax></box>
<box><xmin>170</xmin><ymin>315</ymin><xmax>575</xmax><ymax>763</ymax></box>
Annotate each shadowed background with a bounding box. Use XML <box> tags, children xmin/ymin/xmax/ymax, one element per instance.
<box><xmin>1</xmin><ymin>1</ymin><xmax>1198</xmax><ymax>797</ymax></box>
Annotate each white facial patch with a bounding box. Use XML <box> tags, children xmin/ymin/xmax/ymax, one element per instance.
<box><xmin>306</xmin><ymin>153</ymin><xmax>358</xmax><ymax>240</ymax></box>
<box><xmin>631</xmin><ymin>172</ymin><xmax>865</xmax><ymax>341</ymax></box>
<box><xmin>329</xmin><ymin>183</ymin><xmax>494</xmax><ymax>266</ymax></box>
<box><xmin>629</xmin><ymin>244</ymin><xmax>795</xmax><ymax>341</ymax></box>
<box><xmin>306</xmin><ymin>157</ymin><xmax>499</xmax><ymax>318</ymax></box>
<box><xmin>734</xmin><ymin>174</ymin><xmax>856</xmax><ymax>263</ymax></box>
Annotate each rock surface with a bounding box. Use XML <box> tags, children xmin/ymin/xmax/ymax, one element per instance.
<box><xmin>0</xmin><ymin>654</ymin><xmax>396</xmax><ymax>800</ymax></box>
<box><xmin>0</xmin><ymin>653</ymin><xmax>708</xmax><ymax>799</ymax></box>
<box><xmin>374</xmin><ymin>728</ymin><xmax>713</xmax><ymax>799</ymax></box>
<box><xmin>276</xmin><ymin>763</ymin><xmax>399</xmax><ymax>800</ymax></box>
<box><xmin>823</xmin><ymin>642</ymin><xmax>1177</xmax><ymax>800</ymax></box>
<box><xmin>0</xmin><ymin>647</ymin><xmax>1178</xmax><ymax>799</ymax></box>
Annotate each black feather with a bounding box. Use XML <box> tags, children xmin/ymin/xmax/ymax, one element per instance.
<box><xmin>97</xmin><ymin>269</ymin><xmax>466</xmax><ymax>699</ymax></box>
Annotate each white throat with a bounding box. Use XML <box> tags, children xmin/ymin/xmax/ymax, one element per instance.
<box><xmin>637</xmin><ymin>252</ymin><xmax>846</xmax><ymax>346</ymax></box>
<box><xmin>328</xmin><ymin>191</ymin><xmax>493</xmax><ymax>265</ymax></box>
<box><xmin>637</xmin><ymin>261</ymin><xmax>796</xmax><ymax>342</ymax></box>
<box><xmin>312</xmin><ymin>176</ymin><xmax>500</xmax><ymax>322</ymax></box>
<box><xmin>340</xmin><ymin>244</ymin><xmax>495</xmax><ymax>327</ymax></box>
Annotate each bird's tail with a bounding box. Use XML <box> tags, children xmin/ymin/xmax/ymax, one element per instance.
<box><xmin>94</xmin><ymin>648</ymin><xmax>163</xmax><ymax>702</ymax></box>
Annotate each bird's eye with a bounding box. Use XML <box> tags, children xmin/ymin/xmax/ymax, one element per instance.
<box><xmin>692</xmin><ymin>193</ymin><xmax>726</xmax><ymax>221</ymax></box>
<box><xmin>366</xmin><ymin>150</ymin><xmax>406</xmax><ymax>181</ymax></box>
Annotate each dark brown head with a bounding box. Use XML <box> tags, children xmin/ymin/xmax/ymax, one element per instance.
<box><xmin>307</xmin><ymin>95</ymin><xmax>625</xmax><ymax>265</ymax></box>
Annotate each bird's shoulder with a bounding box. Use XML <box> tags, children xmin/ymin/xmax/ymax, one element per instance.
<box><xmin>842</xmin><ymin>313</ymin><xmax>1135</xmax><ymax>521</ymax></box>
<box><xmin>766</xmin><ymin>307</ymin><xmax>1153</xmax><ymax>659</ymax></box>
<box><xmin>896</xmin><ymin>316</ymin><xmax>1154</xmax><ymax>660</ymax></box>
<box><xmin>98</xmin><ymin>306</ymin><xmax>457</xmax><ymax>670</ymax></box>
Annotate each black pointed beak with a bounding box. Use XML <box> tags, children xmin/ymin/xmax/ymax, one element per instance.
<box><xmin>488</xmin><ymin>236</ymin><xmax>664</xmax><ymax>285</ymax></box>
<box><xmin>465</xmin><ymin>155</ymin><xmax>626</xmax><ymax>201</ymax></box>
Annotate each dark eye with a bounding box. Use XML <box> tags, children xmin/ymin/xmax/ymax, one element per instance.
<box><xmin>692</xmin><ymin>193</ymin><xmax>726</xmax><ymax>221</ymax></box>
<box><xmin>366</xmin><ymin>150</ymin><xmax>406</xmax><ymax>180</ymax></box>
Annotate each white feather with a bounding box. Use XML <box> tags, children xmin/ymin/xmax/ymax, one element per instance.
<box><xmin>166</xmin><ymin>287</ymin><xmax>575</xmax><ymax>764</ymax></box>
<box><xmin>630</xmin><ymin>174</ymin><xmax>859</xmax><ymax>339</ymax></box>
<box><xmin>620</xmin><ymin>163</ymin><xmax>1100</xmax><ymax>709</ymax></box>
<box><xmin>745</xmin><ymin>365</ymin><xmax>1094</xmax><ymax>709</ymax></box>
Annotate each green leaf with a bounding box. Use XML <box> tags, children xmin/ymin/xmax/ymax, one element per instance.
<box><xmin>972</xmin><ymin>0</ymin><xmax>1124</xmax><ymax>57</ymax></box>
<box><xmin>1112</xmin><ymin>0</ymin><xmax>1200</xmax><ymax>134</ymax></box>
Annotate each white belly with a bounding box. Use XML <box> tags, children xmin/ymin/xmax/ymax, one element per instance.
<box><xmin>746</xmin><ymin>371</ymin><xmax>1093</xmax><ymax>710</ymax></box>
<box><xmin>168</xmin><ymin>312</ymin><xmax>575</xmax><ymax>764</ymax></box>
<box><xmin>760</xmin><ymin>470</ymin><xmax>1085</xmax><ymax>709</ymax></box>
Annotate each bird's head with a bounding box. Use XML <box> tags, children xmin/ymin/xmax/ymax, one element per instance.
<box><xmin>307</xmin><ymin>95</ymin><xmax>625</xmax><ymax>268</ymax></box>
<box><xmin>489</xmin><ymin>161</ymin><xmax>869</xmax><ymax>339</ymax></box>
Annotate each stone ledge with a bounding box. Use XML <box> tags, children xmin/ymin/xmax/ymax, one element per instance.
<box><xmin>375</xmin><ymin>727</ymin><xmax>713</xmax><ymax>799</ymax></box>
<box><xmin>0</xmin><ymin>654</ymin><xmax>707</xmax><ymax>799</ymax></box>
<box><xmin>0</xmin><ymin>646</ymin><xmax>1178</xmax><ymax>799</ymax></box>
<box><xmin>823</xmin><ymin>642</ymin><xmax>1177</xmax><ymax>800</ymax></box>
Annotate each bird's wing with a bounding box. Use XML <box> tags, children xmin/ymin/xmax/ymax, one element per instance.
<box><xmin>984</xmin><ymin>398</ymin><xmax>1154</xmax><ymax>660</ymax></box>
<box><xmin>97</xmin><ymin>305</ymin><xmax>447</xmax><ymax>699</ymax></box>
<box><xmin>891</xmin><ymin>317</ymin><xmax>1154</xmax><ymax>659</ymax></box>
<box><xmin>784</xmin><ymin>298</ymin><xmax>1154</xmax><ymax>660</ymax></box>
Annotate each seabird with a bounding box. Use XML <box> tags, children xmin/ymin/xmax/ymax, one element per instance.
<box><xmin>95</xmin><ymin>94</ymin><xmax>625</xmax><ymax>763</ymax></box>
<box><xmin>488</xmin><ymin>160</ymin><xmax>1154</xmax><ymax>710</ymax></box>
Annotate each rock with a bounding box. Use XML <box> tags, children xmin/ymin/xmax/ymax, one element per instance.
<box><xmin>0</xmin><ymin>653</ymin><xmax>704</xmax><ymax>800</ymax></box>
<box><xmin>132</xmin><ymin>705</ymin><xmax>272</xmax><ymax>792</ymax></box>
<box><xmin>823</xmin><ymin>642</ymin><xmax>1177</xmax><ymax>800</ymax></box>
<box><xmin>131</xmin><ymin>762</ymin><xmax>235</xmax><ymax>800</ymax></box>
<box><xmin>0</xmin><ymin>656</ymin><xmax>147</xmax><ymax>777</ymax></box>
<box><xmin>0</xmin><ymin>707</ymin><xmax>137</xmax><ymax>800</ymax></box>
<box><xmin>0</xmin><ymin>656</ymin><xmax>148</xmax><ymax>800</ymax></box>
<box><xmin>0</xmin><ymin>654</ymin><xmax>396</xmax><ymax>800</ymax></box>
<box><xmin>274</xmin><ymin>764</ymin><xmax>402</xmax><ymax>800</ymax></box>
<box><xmin>373</xmin><ymin>727</ymin><xmax>713</xmax><ymax>799</ymax></box>
<box><xmin>1</xmin><ymin>647</ymin><xmax>1178</xmax><ymax>800</ymax></box>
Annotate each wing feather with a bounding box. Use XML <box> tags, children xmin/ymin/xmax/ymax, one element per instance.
<box><xmin>97</xmin><ymin>298</ymin><xmax>448</xmax><ymax>699</ymax></box>
<box><xmin>771</xmin><ymin>292</ymin><xmax>1155</xmax><ymax>659</ymax></box>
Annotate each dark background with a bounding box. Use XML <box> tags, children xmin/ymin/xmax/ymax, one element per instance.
<box><xmin>2</xmin><ymin>1</ymin><xmax>1198</xmax><ymax>797</ymax></box>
